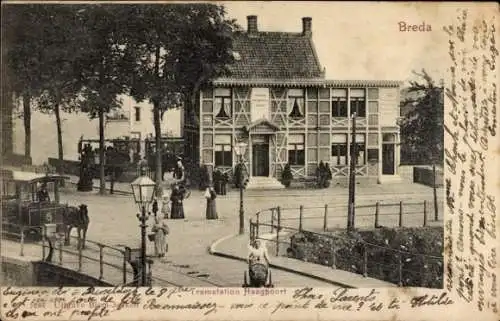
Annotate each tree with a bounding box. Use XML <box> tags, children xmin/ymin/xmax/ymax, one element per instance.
<box><xmin>3</xmin><ymin>5</ymin><xmax>46</xmax><ymax>162</ymax></box>
<box><xmin>124</xmin><ymin>4</ymin><xmax>238</xmax><ymax>195</ymax></box>
<box><xmin>400</xmin><ymin>69</ymin><xmax>444</xmax><ymax>165</ymax></box>
<box><xmin>35</xmin><ymin>6</ymin><xmax>90</xmax><ymax>174</ymax></box>
<box><xmin>4</xmin><ymin>5</ymin><xmax>87</xmax><ymax>171</ymax></box>
<box><xmin>76</xmin><ymin>5</ymin><xmax>132</xmax><ymax>194</ymax></box>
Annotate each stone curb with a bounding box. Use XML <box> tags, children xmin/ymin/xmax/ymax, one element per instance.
<box><xmin>209</xmin><ymin>233</ymin><xmax>355</xmax><ymax>288</ymax></box>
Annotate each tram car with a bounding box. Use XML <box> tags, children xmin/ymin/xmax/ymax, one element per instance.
<box><xmin>1</xmin><ymin>169</ymin><xmax>69</xmax><ymax>242</ymax></box>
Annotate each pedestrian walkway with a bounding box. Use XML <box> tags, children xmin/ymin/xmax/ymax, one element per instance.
<box><xmin>1</xmin><ymin>232</ymin><xmax>339</xmax><ymax>288</ymax></box>
<box><xmin>65</xmin><ymin>173</ymin><xmax>443</xmax><ymax>199</ymax></box>
<box><xmin>210</xmin><ymin>233</ymin><xmax>396</xmax><ymax>288</ymax></box>
<box><xmin>2</xmin><ymin>169</ymin><xmax>442</xmax><ymax>288</ymax></box>
<box><xmin>1</xmin><ymin>237</ymin><xmax>226</xmax><ymax>287</ymax></box>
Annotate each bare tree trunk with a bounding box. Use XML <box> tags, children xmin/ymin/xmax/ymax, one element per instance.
<box><xmin>153</xmin><ymin>105</ymin><xmax>162</xmax><ymax>194</ymax></box>
<box><xmin>153</xmin><ymin>45</ymin><xmax>163</xmax><ymax>197</ymax></box>
<box><xmin>54</xmin><ymin>102</ymin><xmax>63</xmax><ymax>174</ymax></box>
<box><xmin>99</xmin><ymin>106</ymin><xmax>106</xmax><ymax>195</ymax></box>
<box><xmin>22</xmin><ymin>91</ymin><xmax>31</xmax><ymax>163</ymax></box>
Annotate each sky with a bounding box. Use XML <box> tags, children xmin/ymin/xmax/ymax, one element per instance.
<box><xmin>219</xmin><ymin>2</ymin><xmax>489</xmax><ymax>86</ymax></box>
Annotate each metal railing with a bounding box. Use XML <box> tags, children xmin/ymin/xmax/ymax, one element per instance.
<box><xmin>249</xmin><ymin>201</ymin><xmax>444</xmax><ymax>287</ymax></box>
<box><xmin>1</xmin><ymin>222</ymin><xmax>134</xmax><ymax>285</ymax></box>
<box><xmin>2</xmin><ymin>223</ymin><xmax>222</xmax><ymax>287</ymax></box>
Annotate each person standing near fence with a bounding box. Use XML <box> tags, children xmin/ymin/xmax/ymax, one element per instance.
<box><xmin>205</xmin><ymin>187</ymin><xmax>218</xmax><ymax>219</ymax></box>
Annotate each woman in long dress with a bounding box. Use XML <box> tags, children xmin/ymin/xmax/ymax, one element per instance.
<box><xmin>205</xmin><ymin>187</ymin><xmax>218</xmax><ymax>220</ymax></box>
<box><xmin>170</xmin><ymin>185</ymin><xmax>185</xmax><ymax>219</ymax></box>
<box><xmin>152</xmin><ymin>216</ymin><xmax>169</xmax><ymax>257</ymax></box>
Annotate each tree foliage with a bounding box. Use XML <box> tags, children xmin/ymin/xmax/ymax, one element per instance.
<box><xmin>3</xmin><ymin>4</ymin><xmax>238</xmax><ymax>191</ymax></box>
<box><xmin>400</xmin><ymin>70</ymin><xmax>444</xmax><ymax>165</ymax></box>
<box><xmin>76</xmin><ymin>5</ymin><xmax>132</xmax><ymax>117</ymax></box>
<box><xmin>122</xmin><ymin>4</ymin><xmax>238</xmax><ymax>191</ymax></box>
<box><xmin>3</xmin><ymin>4</ymin><xmax>46</xmax><ymax>159</ymax></box>
<box><xmin>4</xmin><ymin>5</ymin><xmax>88</xmax><ymax>167</ymax></box>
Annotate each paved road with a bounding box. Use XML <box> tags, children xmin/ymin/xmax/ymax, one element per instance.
<box><xmin>55</xmin><ymin>181</ymin><xmax>442</xmax><ymax>287</ymax></box>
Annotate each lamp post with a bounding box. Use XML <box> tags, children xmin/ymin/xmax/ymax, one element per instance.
<box><xmin>130</xmin><ymin>168</ymin><xmax>156</xmax><ymax>286</ymax></box>
<box><xmin>347</xmin><ymin>112</ymin><xmax>357</xmax><ymax>231</ymax></box>
<box><xmin>235</xmin><ymin>142</ymin><xmax>248</xmax><ymax>235</ymax></box>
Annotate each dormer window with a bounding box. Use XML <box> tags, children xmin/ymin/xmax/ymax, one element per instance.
<box><xmin>288</xmin><ymin>89</ymin><xmax>305</xmax><ymax>118</ymax></box>
<box><xmin>214</xmin><ymin>88</ymin><xmax>232</xmax><ymax>119</ymax></box>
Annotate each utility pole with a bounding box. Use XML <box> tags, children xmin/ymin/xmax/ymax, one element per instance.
<box><xmin>239</xmin><ymin>160</ymin><xmax>245</xmax><ymax>234</ymax></box>
<box><xmin>347</xmin><ymin>112</ymin><xmax>357</xmax><ymax>230</ymax></box>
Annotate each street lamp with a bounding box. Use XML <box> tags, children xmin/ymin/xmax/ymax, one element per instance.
<box><xmin>235</xmin><ymin>142</ymin><xmax>248</xmax><ymax>235</ymax></box>
<box><xmin>347</xmin><ymin>112</ymin><xmax>357</xmax><ymax>231</ymax></box>
<box><xmin>130</xmin><ymin>169</ymin><xmax>156</xmax><ymax>286</ymax></box>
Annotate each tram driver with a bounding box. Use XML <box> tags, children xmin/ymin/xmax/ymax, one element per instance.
<box><xmin>37</xmin><ymin>183</ymin><xmax>51</xmax><ymax>202</ymax></box>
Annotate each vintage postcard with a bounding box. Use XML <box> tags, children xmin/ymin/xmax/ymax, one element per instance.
<box><xmin>0</xmin><ymin>1</ymin><xmax>498</xmax><ymax>321</ymax></box>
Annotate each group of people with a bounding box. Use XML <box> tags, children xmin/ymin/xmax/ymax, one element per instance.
<box><xmin>148</xmin><ymin>158</ymin><xmax>220</xmax><ymax>258</ymax></box>
<box><xmin>212</xmin><ymin>168</ymin><xmax>229</xmax><ymax>195</ymax></box>
<box><xmin>316</xmin><ymin>161</ymin><xmax>333</xmax><ymax>188</ymax></box>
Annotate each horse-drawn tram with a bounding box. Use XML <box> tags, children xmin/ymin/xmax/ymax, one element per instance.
<box><xmin>1</xmin><ymin>169</ymin><xmax>69</xmax><ymax>242</ymax></box>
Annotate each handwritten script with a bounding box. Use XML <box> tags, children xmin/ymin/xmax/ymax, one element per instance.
<box><xmin>0</xmin><ymin>286</ymin><xmax>457</xmax><ymax>320</ymax></box>
<box><xmin>443</xmin><ymin>8</ymin><xmax>498</xmax><ymax>315</ymax></box>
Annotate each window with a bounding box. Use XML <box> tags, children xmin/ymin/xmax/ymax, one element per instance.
<box><xmin>332</xmin><ymin>89</ymin><xmax>348</xmax><ymax>117</ymax></box>
<box><xmin>367</xmin><ymin>149</ymin><xmax>379</xmax><ymax>162</ymax></box>
<box><xmin>288</xmin><ymin>134</ymin><xmax>305</xmax><ymax>165</ymax></box>
<box><xmin>350</xmin><ymin>134</ymin><xmax>366</xmax><ymax>165</ymax></box>
<box><xmin>134</xmin><ymin>107</ymin><xmax>141</xmax><ymax>122</ymax></box>
<box><xmin>288</xmin><ymin>89</ymin><xmax>305</xmax><ymax>118</ymax></box>
<box><xmin>215</xmin><ymin>135</ymin><xmax>232</xmax><ymax>166</ymax></box>
<box><xmin>214</xmin><ymin>88</ymin><xmax>232</xmax><ymax>118</ymax></box>
<box><xmin>331</xmin><ymin>134</ymin><xmax>348</xmax><ymax>165</ymax></box>
<box><xmin>350</xmin><ymin>89</ymin><xmax>366</xmax><ymax>117</ymax></box>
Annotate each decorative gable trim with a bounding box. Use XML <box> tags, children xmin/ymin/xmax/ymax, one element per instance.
<box><xmin>244</xmin><ymin>118</ymin><xmax>280</xmax><ymax>133</ymax></box>
<box><xmin>212</xmin><ymin>78</ymin><xmax>402</xmax><ymax>88</ymax></box>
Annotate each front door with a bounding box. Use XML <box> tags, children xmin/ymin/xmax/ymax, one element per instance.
<box><xmin>382</xmin><ymin>144</ymin><xmax>395</xmax><ymax>175</ymax></box>
<box><xmin>252</xmin><ymin>144</ymin><xmax>269</xmax><ymax>176</ymax></box>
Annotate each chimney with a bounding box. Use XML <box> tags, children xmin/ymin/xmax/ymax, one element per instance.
<box><xmin>302</xmin><ymin>17</ymin><xmax>312</xmax><ymax>37</ymax></box>
<box><xmin>247</xmin><ymin>15</ymin><xmax>258</xmax><ymax>34</ymax></box>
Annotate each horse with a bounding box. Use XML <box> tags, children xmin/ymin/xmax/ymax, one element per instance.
<box><xmin>63</xmin><ymin>204</ymin><xmax>89</xmax><ymax>249</ymax></box>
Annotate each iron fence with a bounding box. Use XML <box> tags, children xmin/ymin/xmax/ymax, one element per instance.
<box><xmin>249</xmin><ymin>201</ymin><xmax>444</xmax><ymax>287</ymax></box>
<box><xmin>1</xmin><ymin>222</ymin><xmax>134</xmax><ymax>285</ymax></box>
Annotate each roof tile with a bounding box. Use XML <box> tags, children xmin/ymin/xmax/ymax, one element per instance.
<box><xmin>226</xmin><ymin>31</ymin><xmax>324</xmax><ymax>79</ymax></box>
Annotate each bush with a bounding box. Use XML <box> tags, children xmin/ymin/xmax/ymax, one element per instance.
<box><xmin>287</xmin><ymin>227</ymin><xmax>443</xmax><ymax>288</ymax></box>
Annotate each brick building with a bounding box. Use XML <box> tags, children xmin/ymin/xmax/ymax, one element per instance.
<box><xmin>184</xmin><ymin>16</ymin><xmax>401</xmax><ymax>187</ymax></box>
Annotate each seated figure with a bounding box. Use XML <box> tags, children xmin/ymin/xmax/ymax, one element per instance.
<box><xmin>247</xmin><ymin>240</ymin><xmax>270</xmax><ymax>287</ymax></box>
<box><xmin>37</xmin><ymin>183</ymin><xmax>51</xmax><ymax>202</ymax></box>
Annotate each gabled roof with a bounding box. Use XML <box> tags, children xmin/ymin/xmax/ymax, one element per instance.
<box><xmin>245</xmin><ymin>118</ymin><xmax>280</xmax><ymax>132</ymax></box>
<box><xmin>225</xmin><ymin>31</ymin><xmax>324</xmax><ymax>80</ymax></box>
